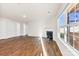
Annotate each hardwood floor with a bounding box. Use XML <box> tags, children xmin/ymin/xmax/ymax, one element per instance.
<box><xmin>0</xmin><ymin>36</ymin><xmax>62</xmax><ymax>56</ymax></box>
<box><xmin>42</xmin><ymin>39</ymin><xmax>62</xmax><ymax>56</ymax></box>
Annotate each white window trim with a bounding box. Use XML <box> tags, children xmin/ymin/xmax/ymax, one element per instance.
<box><xmin>59</xmin><ymin>38</ymin><xmax>79</xmax><ymax>56</ymax></box>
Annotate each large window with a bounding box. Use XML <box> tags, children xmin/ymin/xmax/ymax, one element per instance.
<box><xmin>59</xmin><ymin>3</ymin><xmax>79</xmax><ymax>52</ymax></box>
<box><xmin>67</xmin><ymin>4</ymin><xmax>79</xmax><ymax>51</ymax></box>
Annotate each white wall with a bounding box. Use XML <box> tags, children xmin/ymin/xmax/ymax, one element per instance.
<box><xmin>28</xmin><ymin>20</ymin><xmax>44</xmax><ymax>37</ymax></box>
<box><xmin>28</xmin><ymin>18</ymin><xmax>57</xmax><ymax>40</ymax></box>
<box><xmin>0</xmin><ymin>17</ymin><xmax>57</xmax><ymax>40</ymax></box>
<box><xmin>0</xmin><ymin>18</ymin><xmax>28</xmax><ymax>39</ymax></box>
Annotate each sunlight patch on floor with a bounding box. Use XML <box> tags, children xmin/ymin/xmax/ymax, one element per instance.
<box><xmin>40</xmin><ymin>37</ymin><xmax>47</xmax><ymax>56</ymax></box>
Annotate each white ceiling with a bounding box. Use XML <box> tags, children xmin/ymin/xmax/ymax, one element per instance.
<box><xmin>0</xmin><ymin>3</ymin><xmax>66</xmax><ymax>23</ymax></box>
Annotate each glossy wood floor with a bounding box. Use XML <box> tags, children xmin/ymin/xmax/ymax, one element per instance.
<box><xmin>42</xmin><ymin>38</ymin><xmax>62</xmax><ymax>56</ymax></box>
<box><xmin>0</xmin><ymin>36</ymin><xmax>62</xmax><ymax>56</ymax></box>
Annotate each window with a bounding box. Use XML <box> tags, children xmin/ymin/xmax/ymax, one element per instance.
<box><xmin>59</xmin><ymin>3</ymin><xmax>79</xmax><ymax>52</ymax></box>
<box><xmin>59</xmin><ymin>14</ymin><xmax>65</xmax><ymax>40</ymax></box>
<box><xmin>67</xmin><ymin>26</ymin><xmax>74</xmax><ymax>46</ymax></box>
<box><xmin>59</xmin><ymin>14</ymin><xmax>65</xmax><ymax>27</ymax></box>
<box><xmin>60</xmin><ymin>27</ymin><xmax>65</xmax><ymax>39</ymax></box>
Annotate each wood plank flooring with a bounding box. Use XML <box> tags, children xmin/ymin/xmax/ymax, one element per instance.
<box><xmin>0</xmin><ymin>36</ymin><xmax>62</xmax><ymax>56</ymax></box>
<box><xmin>42</xmin><ymin>38</ymin><xmax>62</xmax><ymax>56</ymax></box>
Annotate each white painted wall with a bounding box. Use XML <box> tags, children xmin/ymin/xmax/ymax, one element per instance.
<box><xmin>0</xmin><ymin>17</ymin><xmax>57</xmax><ymax>40</ymax></box>
<box><xmin>28</xmin><ymin>17</ymin><xmax>57</xmax><ymax>40</ymax></box>
<box><xmin>28</xmin><ymin>20</ymin><xmax>44</xmax><ymax>37</ymax></box>
<box><xmin>0</xmin><ymin>18</ymin><xmax>28</xmax><ymax>39</ymax></box>
<box><xmin>23</xmin><ymin>23</ymin><xmax>28</xmax><ymax>35</ymax></box>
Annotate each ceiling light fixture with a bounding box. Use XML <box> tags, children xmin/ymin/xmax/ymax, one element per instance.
<box><xmin>22</xmin><ymin>15</ymin><xmax>27</xmax><ymax>18</ymax></box>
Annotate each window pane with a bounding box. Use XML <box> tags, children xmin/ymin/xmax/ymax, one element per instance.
<box><xmin>60</xmin><ymin>28</ymin><xmax>65</xmax><ymax>40</ymax></box>
<box><xmin>76</xmin><ymin>12</ymin><xmax>79</xmax><ymax>22</ymax></box>
<box><xmin>59</xmin><ymin>14</ymin><xmax>65</xmax><ymax>27</ymax></box>
<box><xmin>67</xmin><ymin>26</ymin><xmax>74</xmax><ymax>46</ymax></box>
<box><xmin>74</xmin><ymin>25</ymin><xmax>79</xmax><ymax>51</ymax></box>
<box><xmin>68</xmin><ymin>12</ymin><xmax>76</xmax><ymax>24</ymax></box>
